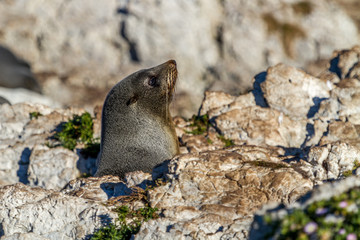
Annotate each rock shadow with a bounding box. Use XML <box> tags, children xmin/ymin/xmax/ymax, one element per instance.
<box><xmin>100</xmin><ymin>181</ymin><xmax>131</xmax><ymax>199</ymax></box>
<box><xmin>0</xmin><ymin>45</ymin><xmax>42</xmax><ymax>93</ymax></box>
<box><xmin>152</xmin><ymin>159</ymin><xmax>172</xmax><ymax>180</ymax></box>
<box><xmin>84</xmin><ymin>213</ymin><xmax>113</xmax><ymax>240</ymax></box>
<box><xmin>119</xmin><ymin>21</ymin><xmax>140</xmax><ymax>62</ymax></box>
<box><xmin>76</xmin><ymin>149</ymin><xmax>98</xmax><ymax>178</ymax></box>
<box><xmin>329</xmin><ymin>54</ymin><xmax>341</xmax><ymax>78</ymax></box>
<box><xmin>252</xmin><ymin>71</ymin><xmax>269</xmax><ymax>107</ymax></box>
<box><xmin>17</xmin><ymin>147</ymin><xmax>31</xmax><ymax>184</ymax></box>
<box><xmin>307</xmin><ymin>97</ymin><xmax>327</xmax><ymax>119</ymax></box>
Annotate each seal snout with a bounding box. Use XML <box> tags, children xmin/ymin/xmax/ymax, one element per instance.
<box><xmin>166</xmin><ymin>60</ymin><xmax>177</xmax><ymax>94</ymax></box>
<box><xmin>167</xmin><ymin>59</ymin><xmax>176</xmax><ymax>67</ymax></box>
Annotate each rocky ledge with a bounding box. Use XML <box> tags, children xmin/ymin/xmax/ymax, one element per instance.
<box><xmin>1</xmin><ymin>46</ymin><xmax>360</xmax><ymax>239</ymax></box>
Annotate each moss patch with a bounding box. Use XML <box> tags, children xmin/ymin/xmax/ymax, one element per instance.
<box><xmin>54</xmin><ymin>112</ymin><xmax>99</xmax><ymax>153</ymax></box>
<box><xmin>29</xmin><ymin>111</ymin><xmax>42</xmax><ymax>120</ymax></box>
<box><xmin>91</xmin><ymin>205</ymin><xmax>159</xmax><ymax>240</ymax></box>
<box><xmin>186</xmin><ymin>114</ymin><xmax>210</xmax><ymax>135</ymax></box>
<box><xmin>342</xmin><ymin>160</ymin><xmax>360</xmax><ymax>177</ymax></box>
<box><xmin>217</xmin><ymin>135</ymin><xmax>234</xmax><ymax>147</ymax></box>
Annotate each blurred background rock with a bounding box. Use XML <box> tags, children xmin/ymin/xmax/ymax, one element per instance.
<box><xmin>0</xmin><ymin>0</ymin><xmax>359</xmax><ymax>117</ymax></box>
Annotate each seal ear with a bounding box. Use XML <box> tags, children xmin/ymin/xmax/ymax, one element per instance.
<box><xmin>126</xmin><ymin>94</ymin><xmax>138</xmax><ymax>106</ymax></box>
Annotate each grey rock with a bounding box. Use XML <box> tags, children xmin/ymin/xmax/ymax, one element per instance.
<box><xmin>0</xmin><ymin>45</ymin><xmax>41</xmax><ymax>93</ymax></box>
<box><xmin>0</xmin><ymin>103</ymin><xmax>94</xmax><ymax>189</ymax></box>
<box><xmin>1</xmin><ymin>0</ymin><xmax>359</xmax><ymax>116</ymax></box>
<box><xmin>0</xmin><ymin>183</ymin><xmax>116</xmax><ymax>239</ymax></box>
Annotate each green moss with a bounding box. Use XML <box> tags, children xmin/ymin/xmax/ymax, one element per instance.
<box><xmin>343</xmin><ymin>170</ymin><xmax>353</xmax><ymax>178</ymax></box>
<box><xmin>265</xmin><ymin>187</ymin><xmax>360</xmax><ymax>239</ymax></box>
<box><xmin>54</xmin><ymin>112</ymin><xmax>96</xmax><ymax>151</ymax></box>
<box><xmin>91</xmin><ymin>206</ymin><xmax>159</xmax><ymax>240</ymax></box>
<box><xmin>44</xmin><ymin>141</ymin><xmax>56</xmax><ymax>148</ymax></box>
<box><xmin>262</xmin><ymin>13</ymin><xmax>306</xmax><ymax>58</ymax></box>
<box><xmin>217</xmin><ymin>135</ymin><xmax>234</xmax><ymax>147</ymax></box>
<box><xmin>29</xmin><ymin>111</ymin><xmax>42</xmax><ymax>120</ymax></box>
<box><xmin>342</xmin><ymin>160</ymin><xmax>360</xmax><ymax>177</ymax></box>
<box><xmin>245</xmin><ymin>161</ymin><xmax>289</xmax><ymax>169</ymax></box>
<box><xmin>292</xmin><ymin>1</ymin><xmax>313</xmax><ymax>16</ymax></box>
<box><xmin>78</xmin><ymin>173</ymin><xmax>91</xmax><ymax>178</ymax></box>
<box><xmin>206</xmin><ymin>138</ymin><xmax>213</xmax><ymax>144</ymax></box>
<box><xmin>186</xmin><ymin>114</ymin><xmax>210</xmax><ymax>135</ymax></box>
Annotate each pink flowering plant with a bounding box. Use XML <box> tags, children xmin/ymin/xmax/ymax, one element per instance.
<box><xmin>264</xmin><ymin>188</ymin><xmax>360</xmax><ymax>239</ymax></box>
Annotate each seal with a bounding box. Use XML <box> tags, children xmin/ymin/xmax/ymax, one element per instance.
<box><xmin>0</xmin><ymin>45</ymin><xmax>42</xmax><ymax>93</ymax></box>
<box><xmin>95</xmin><ymin>60</ymin><xmax>180</xmax><ymax>178</ymax></box>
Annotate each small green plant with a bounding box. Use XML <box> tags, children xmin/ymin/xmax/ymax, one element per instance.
<box><xmin>91</xmin><ymin>206</ymin><xmax>159</xmax><ymax>240</ymax></box>
<box><xmin>54</xmin><ymin>112</ymin><xmax>95</xmax><ymax>151</ymax></box>
<box><xmin>29</xmin><ymin>111</ymin><xmax>42</xmax><ymax>120</ymax></box>
<box><xmin>342</xmin><ymin>160</ymin><xmax>360</xmax><ymax>177</ymax></box>
<box><xmin>206</xmin><ymin>138</ymin><xmax>213</xmax><ymax>144</ymax></box>
<box><xmin>186</xmin><ymin>114</ymin><xmax>210</xmax><ymax>135</ymax></box>
<box><xmin>264</xmin><ymin>187</ymin><xmax>360</xmax><ymax>239</ymax></box>
<box><xmin>217</xmin><ymin>135</ymin><xmax>234</xmax><ymax>147</ymax></box>
<box><xmin>78</xmin><ymin>173</ymin><xmax>91</xmax><ymax>178</ymax></box>
<box><xmin>44</xmin><ymin>141</ymin><xmax>56</xmax><ymax>148</ymax></box>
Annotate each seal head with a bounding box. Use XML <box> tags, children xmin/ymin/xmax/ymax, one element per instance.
<box><xmin>95</xmin><ymin>60</ymin><xmax>179</xmax><ymax>178</ymax></box>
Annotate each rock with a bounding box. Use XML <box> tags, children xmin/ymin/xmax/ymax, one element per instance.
<box><xmin>0</xmin><ymin>183</ymin><xmax>116</xmax><ymax>239</ymax></box>
<box><xmin>0</xmin><ymin>87</ymin><xmax>60</xmax><ymax>107</ymax></box>
<box><xmin>214</xmin><ymin>106</ymin><xmax>307</xmax><ymax>148</ymax></box>
<box><xmin>0</xmin><ymin>103</ymin><xmax>94</xmax><ymax>189</ymax></box>
<box><xmin>301</xmin><ymin>141</ymin><xmax>360</xmax><ymax>182</ymax></box>
<box><xmin>261</xmin><ymin>63</ymin><xmax>330</xmax><ymax>119</ymax></box>
<box><xmin>0</xmin><ymin>45</ymin><xmax>41</xmax><ymax>93</ymax></box>
<box><xmin>1</xmin><ymin>0</ymin><xmax>359</xmax><ymax>116</ymax></box>
<box><xmin>199</xmin><ymin>91</ymin><xmax>236</xmax><ymax>116</ymax></box>
<box><xmin>64</xmin><ymin>175</ymin><xmax>124</xmax><ymax>202</ymax></box>
<box><xmin>249</xmin><ymin>176</ymin><xmax>360</xmax><ymax>240</ymax></box>
<box><xmin>1</xmin><ymin>45</ymin><xmax>360</xmax><ymax>238</ymax></box>
<box><xmin>135</xmin><ymin>146</ymin><xmax>312</xmax><ymax>239</ymax></box>
<box><xmin>330</xmin><ymin>46</ymin><xmax>360</xmax><ymax>79</ymax></box>
<box><xmin>27</xmin><ymin>145</ymin><xmax>80</xmax><ymax>190</ymax></box>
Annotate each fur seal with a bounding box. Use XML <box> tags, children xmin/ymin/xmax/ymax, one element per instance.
<box><xmin>95</xmin><ymin>60</ymin><xmax>180</xmax><ymax>178</ymax></box>
<box><xmin>0</xmin><ymin>45</ymin><xmax>42</xmax><ymax>93</ymax></box>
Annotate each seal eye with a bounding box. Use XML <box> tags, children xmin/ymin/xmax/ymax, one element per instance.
<box><xmin>148</xmin><ymin>77</ymin><xmax>157</xmax><ymax>87</ymax></box>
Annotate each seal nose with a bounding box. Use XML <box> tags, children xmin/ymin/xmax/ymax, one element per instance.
<box><xmin>167</xmin><ymin>60</ymin><xmax>176</xmax><ymax>67</ymax></box>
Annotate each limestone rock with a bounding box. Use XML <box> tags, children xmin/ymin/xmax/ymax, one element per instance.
<box><xmin>0</xmin><ymin>183</ymin><xmax>116</xmax><ymax>239</ymax></box>
<box><xmin>261</xmin><ymin>63</ymin><xmax>330</xmax><ymax>119</ymax></box>
<box><xmin>214</xmin><ymin>106</ymin><xmax>307</xmax><ymax>148</ymax></box>
<box><xmin>27</xmin><ymin>145</ymin><xmax>80</xmax><ymax>190</ymax></box>
<box><xmin>135</xmin><ymin>146</ymin><xmax>313</xmax><ymax>239</ymax></box>
<box><xmin>303</xmin><ymin>141</ymin><xmax>360</xmax><ymax>182</ymax></box>
<box><xmin>64</xmin><ymin>175</ymin><xmax>124</xmax><ymax>202</ymax></box>
<box><xmin>0</xmin><ymin>103</ymin><xmax>95</xmax><ymax>189</ymax></box>
<box><xmin>0</xmin><ymin>87</ymin><xmax>60</xmax><ymax>108</ymax></box>
<box><xmin>1</xmin><ymin>0</ymin><xmax>359</xmax><ymax>116</ymax></box>
<box><xmin>330</xmin><ymin>46</ymin><xmax>360</xmax><ymax>79</ymax></box>
<box><xmin>1</xmin><ymin>45</ymin><xmax>360</xmax><ymax>238</ymax></box>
